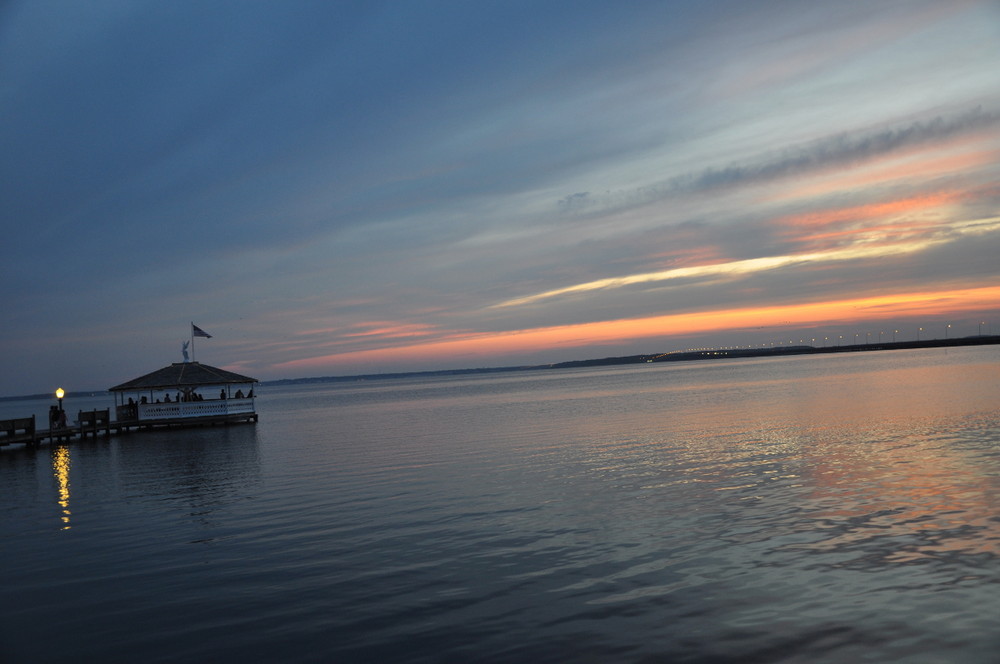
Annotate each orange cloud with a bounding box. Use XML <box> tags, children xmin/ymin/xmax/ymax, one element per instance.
<box><xmin>275</xmin><ymin>284</ymin><xmax>1000</xmax><ymax>373</ymax></box>
<box><xmin>645</xmin><ymin>243</ymin><xmax>729</xmax><ymax>270</ymax></box>
<box><xmin>774</xmin><ymin>191</ymin><xmax>959</xmax><ymax>230</ymax></box>
<box><xmin>790</xmin><ymin>219</ymin><xmax>942</xmax><ymax>248</ymax></box>
<box><xmin>340</xmin><ymin>322</ymin><xmax>440</xmax><ymax>340</ymax></box>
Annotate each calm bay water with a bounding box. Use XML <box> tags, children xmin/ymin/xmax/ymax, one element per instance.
<box><xmin>3</xmin><ymin>347</ymin><xmax>1000</xmax><ymax>662</ymax></box>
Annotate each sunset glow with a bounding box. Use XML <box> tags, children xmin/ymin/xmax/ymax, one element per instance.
<box><xmin>278</xmin><ymin>285</ymin><xmax>1000</xmax><ymax>374</ymax></box>
<box><xmin>3</xmin><ymin>1</ymin><xmax>999</xmax><ymax>393</ymax></box>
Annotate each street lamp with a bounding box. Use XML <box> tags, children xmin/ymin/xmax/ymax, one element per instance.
<box><xmin>946</xmin><ymin>323</ymin><xmax>952</xmax><ymax>339</ymax></box>
<box><xmin>918</xmin><ymin>327</ymin><xmax>923</xmax><ymax>341</ymax></box>
<box><xmin>55</xmin><ymin>387</ymin><xmax>65</xmax><ymax>429</ymax></box>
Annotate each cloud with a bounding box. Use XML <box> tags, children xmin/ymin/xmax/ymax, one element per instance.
<box><xmin>559</xmin><ymin>107</ymin><xmax>1000</xmax><ymax>216</ymax></box>
<box><xmin>495</xmin><ymin>182</ymin><xmax>1000</xmax><ymax>308</ymax></box>
<box><xmin>3</xmin><ymin>1</ymin><xmax>1000</xmax><ymax>394</ymax></box>
<box><xmin>491</xmin><ymin>242</ymin><xmax>942</xmax><ymax>309</ymax></box>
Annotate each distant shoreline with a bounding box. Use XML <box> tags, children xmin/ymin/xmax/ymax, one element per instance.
<box><xmin>546</xmin><ymin>334</ymin><xmax>1000</xmax><ymax>369</ymax></box>
<box><xmin>260</xmin><ymin>334</ymin><xmax>1000</xmax><ymax>387</ymax></box>
<box><xmin>5</xmin><ymin>335</ymin><xmax>999</xmax><ymax>401</ymax></box>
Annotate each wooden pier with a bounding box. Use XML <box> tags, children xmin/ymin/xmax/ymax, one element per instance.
<box><xmin>0</xmin><ymin>406</ymin><xmax>257</xmax><ymax>450</ymax></box>
<box><xmin>0</xmin><ymin>409</ymin><xmax>113</xmax><ymax>448</ymax></box>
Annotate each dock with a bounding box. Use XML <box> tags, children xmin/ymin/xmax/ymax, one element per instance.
<box><xmin>2</xmin><ymin>355</ymin><xmax>260</xmax><ymax>451</ymax></box>
<box><xmin>0</xmin><ymin>409</ymin><xmax>113</xmax><ymax>448</ymax></box>
<box><xmin>1</xmin><ymin>406</ymin><xmax>258</xmax><ymax>450</ymax></box>
<box><xmin>0</xmin><ymin>360</ymin><xmax>261</xmax><ymax>451</ymax></box>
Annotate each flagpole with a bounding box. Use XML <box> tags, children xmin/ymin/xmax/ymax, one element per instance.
<box><xmin>190</xmin><ymin>323</ymin><xmax>196</xmax><ymax>362</ymax></box>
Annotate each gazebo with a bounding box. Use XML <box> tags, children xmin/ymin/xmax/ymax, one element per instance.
<box><xmin>109</xmin><ymin>362</ymin><xmax>258</xmax><ymax>427</ymax></box>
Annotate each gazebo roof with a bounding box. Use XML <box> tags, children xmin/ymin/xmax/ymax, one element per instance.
<box><xmin>109</xmin><ymin>362</ymin><xmax>258</xmax><ymax>392</ymax></box>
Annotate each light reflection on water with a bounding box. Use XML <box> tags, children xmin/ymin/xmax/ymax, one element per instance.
<box><xmin>51</xmin><ymin>445</ymin><xmax>72</xmax><ymax>530</ymax></box>
<box><xmin>1</xmin><ymin>347</ymin><xmax>1000</xmax><ymax>662</ymax></box>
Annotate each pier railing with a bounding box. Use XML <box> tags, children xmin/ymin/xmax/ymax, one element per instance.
<box><xmin>77</xmin><ymin>409</ymin><xmax>111</xmax><ymax>437</ymax></box>
<box><xmin>134</xmin><ymin>398</ymin><xmax>256</xmax><ymax>422</ymax></box>
<box><xmin>0</xmin><ymin>416</ymin><xmax>36</xmax><ymax>446</ymax></box>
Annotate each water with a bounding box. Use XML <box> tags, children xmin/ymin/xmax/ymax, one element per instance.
<box><xmin>2</xmin><ymin>347</ymin><xmax>1000</xmax><ymax>663</ymax></box>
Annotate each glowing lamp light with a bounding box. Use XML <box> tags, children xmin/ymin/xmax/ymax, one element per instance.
<box><xmin>55</xmin><ymin>388</ymin><xmax>65</xmax><ymax>400</ymax></box>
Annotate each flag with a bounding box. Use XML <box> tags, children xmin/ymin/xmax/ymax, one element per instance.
<box><xmin>192</xmin><ymin>323</ymin><xmax>212</xmax><ymax>338</ymax></box>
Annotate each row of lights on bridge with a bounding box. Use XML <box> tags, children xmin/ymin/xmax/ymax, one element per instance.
<box><xmin>744</xmin><ymin>321</ymin><xmax>991</xmax><ymax>349</ymax></box>
<box><xmin>666</xmin><ymin>321</ymin><xmax>992</xmax><ymax>354</ymax></box>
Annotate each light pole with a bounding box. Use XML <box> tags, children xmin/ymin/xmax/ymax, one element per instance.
<box><xmin>980</xmin><ymin>321</ymin><xmax>986</xmax><ymax>336</ymax></box>
<box><xmin>893</xmin><ymin>329</ymin><xmax>898</xmax><ymax>343</ymax></box>
<box><xmin>945</xmin><ymin>323</ymin><xmax>952</xmax><ymax>339</ymax></box>
<box><xmin>55</xmin><ymin>387</ymin><xmax>65</xmax><ymax>429</ymax></box>
<box><xmin>917</xmin><ymin>327</ymin><xmax>923</xmax><ymax>341</ymax></box>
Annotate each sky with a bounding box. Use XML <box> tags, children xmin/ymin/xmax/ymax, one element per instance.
<box><xmin>3</xmin><ymin>0</ymin><xmax>1000</xmax><ymax>396</ymax></box>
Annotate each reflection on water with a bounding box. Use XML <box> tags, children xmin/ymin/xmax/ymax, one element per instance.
<box><xmin>792</xmin><ymin>418</ymin><xmax>1000</xmax><ymax>564</ymax></box>
<box><xmin>114</xmin><ymin>425</ymin><xmax>263</xmax><ymax>528</ymax></box>
<box><xmin>51</xmin><ymin>445</ymin><xmax>71</xmax><ymax>530</ymax></box>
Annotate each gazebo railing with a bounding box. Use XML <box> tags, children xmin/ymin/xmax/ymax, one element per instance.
<box><xmin>122</xmin><ymin>398</ymin><xmax>256</xmax><ymax>422</ymax></box>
